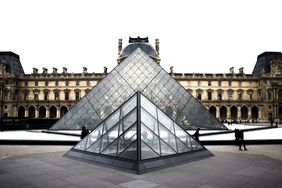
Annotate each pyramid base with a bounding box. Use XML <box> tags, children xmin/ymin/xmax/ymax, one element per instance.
<box><xmin>64</xmin><ymin>149</ymin><xmax>214</xmax><ymax>174</ymax></box>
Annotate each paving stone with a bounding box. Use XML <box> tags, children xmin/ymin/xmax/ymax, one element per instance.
<box><xmin>119</xmin><ymin>179</ymin><xmax>159</xmax><ymax>188</ymax></box>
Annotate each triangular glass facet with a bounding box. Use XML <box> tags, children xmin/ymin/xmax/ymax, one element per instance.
<box><xmin>52</xmin><ymin>48</ymin><xmax>226</xmax><ymax>130</ymax></box>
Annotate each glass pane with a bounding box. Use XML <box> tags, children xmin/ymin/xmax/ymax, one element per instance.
<box><xmin>141</xmin><ymin>108</ymin><xmax>158</xmax><ymax>135</ymax></box>
<box><xmin>122</xmin><ymin>108</ymin><xmax>137</xmax><ymax>131</ymax></box>
<box><xmin>73</xmin><ymin>138</ymin><xmax>87</xmax><ymax>151</ymax></box>
<box><xmin>119</xmin><ymin>141</ymin><xmax>137</xmax><ymax>160</ymax></box>
<box><xmin>121</xmin><ymin>95</ymin><xmax>137</xmax><ymax>116</ymax></box>
<box><xmin>104</xmin><ymin>110</ymin><xmax>120</xmax><ymax>132</ymax></box>
<box><xmin>141</xmin><ymin>123</ymin><xmax>160</xmax><ymax>155</ymax></box>
<box><xmin>141</xmin><ymin>141</ymin><xmax>159</xmax><ymax>160</ymax></box>
<box><xmin>100</xmin><ymin>125</ymin><xmax>119</xmax><ymax>152</ymax></box>
<box><xmin>157</xmin><ymin>109</ymin><xmax>174</xmax><ymax>133</ymax></box>
<box><xmin>141</xmin><ymin>94</ymin><xmax>157</xmax><ymax>118</ymax></box>
<box><xmin>102</xmin><ymin>139</ymin><xmax>118</xmax><ymax>156</ymax></box>
<box><xmin>159</xmin><ymin>123</ymin><xmax>177</xmax><ymax>152</ymax></box>
<box><xmin>160</xmin><ymin>139</ymin><xmax>176</xmax><ymax>156</ymax></box>
<box><xmin>87</xmin><ymin>138</ymin><xmax>102</xmax><ymax>153</ymax></box>
<box><xmin>176</xmin><ymin>138</ymin><xmax>190</xmax><ymax>153</ymax></box>
<box><xmin>118</xmin><ymin>124</ymin><xmax>137</xmax><ymax>154</ymax></box>
<box><xmin>86</xmin><ymin>124</ymin><xmax>103</xmax><ymax>149</ymax></box>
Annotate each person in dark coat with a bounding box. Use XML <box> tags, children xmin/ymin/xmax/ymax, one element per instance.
<box><xmin>193</xmin><ymin>128</ymin><xmax>200</xmax><ymax>142</ymax></box>
<box><xmin>80</xmin><ymin>126</ymin><xmax>88</xmax><ymax>139</ymax></box>
<box><xmin>237</xmin><ymin>129</ymin><xmax>247</xmax><ymax>150</ymax></box>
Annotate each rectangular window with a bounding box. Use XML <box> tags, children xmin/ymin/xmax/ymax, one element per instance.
<box><xmin>66</xmin><ymin>80</ymin><xmax>69</xmax><ymax>86</ymax></box>
<box><xmin>197</xmin><ymin>93</ymin><xmax>202</xmax><ymax>100</ymax></box>
<box><xmin>228</xmin><ymin>93</ymin><xmax>232</xmax><ymax>100</ymax></box>
<box><xmin>76</xmin><ymin>80</ymin><xmax>79</xmax><ymax>86</ymax></box>
<box><xmin>228</xmin><ymin>81</ymin><xmax>232</xmax><ymax>87</ymax></box>
<box><xmin>218</xmin><ymin>93</ymin><xmax>222</xmax><ymax>100</ymax></box>
<box><xmin>35</xmin><ymin>81</ymin><xmax>38</xmax><ymax>86</ymax></box>
<box><xmin>65</xmin><ymin>91</ymin><xmax>69</xmax><ymax>100</ymax></box>
<box><xmin>55</xmin><ymin>91</ymin><xmax>59</xmax><ymax>100</ymax></box>
<box><xmin>34</xmin><ymin>92</ymin><xmax>39</xmax><ymax>100</ymax></box>
<box><xmin>238</xmin><ymin>93</ymin><xmax>242</xmax><ymax>100</ymax></box>
<box><xmin>87</xmin><ymin>80</ymin><xmax>90</xmax><ymax>86</ymax></box>
<box><xmin>24</xmin><ymin>92</ymin><xmax>28</xmax><ymax>101</ymax></box>
<box><xmin>208</xmin><ymin>92</ymin><xmax>212</xmax><ymax>100</ymax></box>
<box><xmin>218</xmin><ymin>81</ymin><xmax>222</xmax><ymax>87</ymax></box>
<box><xmin>45</xmin><ymin>81</ymin><xmax>48</xmax><ymax>87</ymax></box>
<box><xmin>208</xmin><ymin>81</ymin><xmax>211</xmax><ymax>86</ymax></box>
<box><xmin>55</xmin><ymin>81</ymin><xmax>59</xmax><ymax>87</ymax></box>
<box><xmin>25</xmin><ymin>81</ymin><xmax>28</xmax><ymax>86</ymax></box>
<box><xmin>44</xmin><ymin>92</ymin><xmax>48</xmax><ymax>100</ymax></box>
<box><xmin>75</xmin><ymin>91</ymin><xmax>80</xmax><ymax>100</ymax></box>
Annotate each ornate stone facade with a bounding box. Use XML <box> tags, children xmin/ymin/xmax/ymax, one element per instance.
<box><xmin>0</xmin><ymin>40</ymin><xmax>282</xmax><ymax>124</ymax></box>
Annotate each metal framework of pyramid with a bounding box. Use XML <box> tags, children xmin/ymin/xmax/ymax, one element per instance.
<box><xmin>51</xmin><ymin>48</ymin><xmax>227</xmax><ymax>130</ymax></box>
<box><xmin>65</xmin><ymin>92</ymin><xmax>213</xmax><ymax>174</ymax></box>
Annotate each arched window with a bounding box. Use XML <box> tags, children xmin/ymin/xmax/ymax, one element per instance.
<box><xmin>28</xmin><ymin>106</ymin><xmax>35</xmax><ymax>118</ymax></box>
<box><xmin>220</xmin><ymin>106</ymin><xmax>227</xmax><ymax>120</ymax></box>
<box><xmin>209</xmin><ymin>106</ymin><xmax>216</xmax><ymax>117</ymax></box>
<box><xmin>231</xmin><ymin>106</ymin><xmax>238</xmax><ymax>120</ymax></box>
<box><xmin>39</xmin><ymin>106</ymin><xmax>46</xmax><ymax>118</ymax></box>
<box><xmin>251</xmin><ymin>106</ymin><xmax>259</xmax><ymax>119</ymax></box>
<box><xmin>241</xmin><ymin>106</ymin><xmax>248</xmax><ymax>120</ymax></box>
<box><xmin>50</xmin><ymin>106</ymin><xmax>57</xmax><ymax>119</ymax></box>
<box><xmin>278</xmin><ymin>89</ymin><xmax>282</xmax><ymax>101</ymax></box>
<box><xmin>279</xmin><ymin>106</ymin><xmax>282</xmax><ymax>121</ymax></box>
<box><xmin>18</xmin><ymin>106</ymin><xmax>25</xmax><ymax>118</ymax></box>
<box><xmin>60</xmin><ymin>106</ymin><xmax>68</xmax><ymax>117</ymax></box>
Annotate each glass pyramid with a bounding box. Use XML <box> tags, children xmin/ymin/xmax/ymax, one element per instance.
<box><xmin>51</xmin><ymin>48</ymin><xmax>226</xmax><ymax>130</ymax></box>
<box><xmin>64</xmin><ymin>92</ymin><xmax>213</xmax><ymax>174</ymax></box>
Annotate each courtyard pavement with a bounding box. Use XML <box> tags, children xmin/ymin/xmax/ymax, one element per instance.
<box><xmin>0</xmin><ymin>145</ymin><xmax>281</xmax><ymax>188</ymax></box>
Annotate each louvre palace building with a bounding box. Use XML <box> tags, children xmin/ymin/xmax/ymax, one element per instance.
<box><xmin>0</xmin><ymin>37</ymin><xmax>282</xmax><ymax>128</ymax></box>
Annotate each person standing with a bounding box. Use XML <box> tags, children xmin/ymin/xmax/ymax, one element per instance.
<box><xmin>238</xmin><ymin>129</ymin><xmax>247</xmax><ymax>150</ymax></box>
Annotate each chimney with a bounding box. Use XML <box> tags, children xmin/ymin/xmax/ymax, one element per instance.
<box><xmin>63</xmin><ymin>67</ymin><xmax>67</xmax><ymax>74</ymax></box>
<box><xmin>118</xmin><ymin>39</ymin><xmax>122</xmax><ymax>55</ymax></box>
<box><xmin>52</xmin><ymin>67</ymin><xmax>57</xmax><ymax>74</ymax></box>
<box><xmin>229</xmin><ymin>67</ymin><xmax>234</xmax><ymax>74</ymax></box>
<box><xmin>33</xmin><ymin>68</ymin><xmax>38</xmax><ymax>74</ymax></box>
<box><xmin>43</xmin><ymin>67</ymin><xmax>48</xmax><ymax>74</ymax></box>
<box><xmin>104</xmin><ymin>67</ymin><xmax>108</xmax><ymax>74</ymax></box>
<box><xmin>170</xmin><ymin>66</ymin><xmax>174</xmax><ymax>74</ymax></box>
<box><xmin>83</xmin><ymin>67</ymin><xmax>87</xmax><ymax>74</ymax></box>
<box><xmin>239</xmin><ymin>67</ymin><xmax>244</xmax><ymax>74</ymax></box>
<box><xmin>155</xmin><ymin>39</ymin><xmax>160</xmax><ymax>56</ymax></box>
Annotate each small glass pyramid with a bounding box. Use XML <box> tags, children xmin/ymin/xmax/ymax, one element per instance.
<box><xmin>64</xmin><ymin>92</ymin><xmax>213</xmax><ymax>174</ymax></box>
<box><xmin>51</xmin><ymin>48</ymin><xmax>226</xmax><ymax>130</ymax></box>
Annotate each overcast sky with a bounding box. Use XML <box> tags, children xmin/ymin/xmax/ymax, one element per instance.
<box><xmin>1</xmin><ymin>0</ymin><xmax>282</xmax><ymax>74</ymax></box>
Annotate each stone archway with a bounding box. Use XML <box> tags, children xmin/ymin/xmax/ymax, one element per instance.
<box><xmin>251</xmin><ymin>106</ymin><xmax>259</xmax><ymax>120</ymax></box>
<box><xmin>18</xmin><ymin>106</ymin><xmax>25</xmax><ymax>118</ymax></box>
<box><xmin>60</xmin><ymin>106</ymin><xmax>68</xmax><ymax>117</ymax></box>
<box><xmin>278</xmin><ymin>89</ymin><xmax>282</xmax><ymax>101</ymax></box>
<box><xmin>220</xmin><ymin>106</ymin><xmax>227</xmax><ymax>120</ymax></box>
<box><xmin>278</xmin><ymin>106</ymin><xmax>282</xmax><ymax>122</ymax></box>
<box><xmin>231</xmin><ymin>106</ymin><xmax>238</xmax><ymax>120</ymax></box>
<box><xmin>209</xmin><ymin>106</ymin><xmax>216</xmax><ymax>117</ymax></box>
<box><xmin>50</xmin><ymin>106</ymin><xmax>57</xmax><ymax>119</ymax></box>
<box><xmin>241</xmin><ymin>106</ymin><xmax>248</xmax><ymax>120</ymax></box>
<box><xmin>28</xmin><ymin>106</ymin><xmax>35</xmax><ymax>118</ymax></box>
<box><xmin>39</xmin><ymin>106</ymin><xmax>46</xmax><ymax>118</ymax></box>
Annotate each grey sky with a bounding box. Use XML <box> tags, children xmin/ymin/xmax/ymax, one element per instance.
<box><xmin>1</xmin><ymin>0</ymin><xmax>282</xmax><ymax>74</ymax></box>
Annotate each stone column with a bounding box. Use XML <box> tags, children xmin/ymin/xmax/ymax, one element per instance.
<box><xmin>35</xmin><ymin>108</ymin><xmax>39</xmax><ymax>118</ymax></box>
<box><xmin>24</xmin><ymin>108</ymin><xmax>28</xmax><ymax>118</ymax></box>
<box><xmin>46</xmin><ymin>108</ymin><xmax>50</xmax><ymax>119</ymax></box>
<box><xmin>248</xmin><ymin>106</ymin><xmax>252</xmax><ymax>120</ymax></box>
<box><xmin>216</xmin><ymin>106</ymin><xmax>220</xmax><ymax>119</ymax></box>
<box><xmin>57</xmin><ymin>107</ymin><xmax>60</xmax><ymax>118</ymax></box>
<box><xmin>237</xmin><ymin>106</ymin><xmax>241</xmax><ymax>120</ymax></box>
<box><xmin>227</xmin><ymin>106</ymin><xmax>231</xmax><ymax>120</ymax></box>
